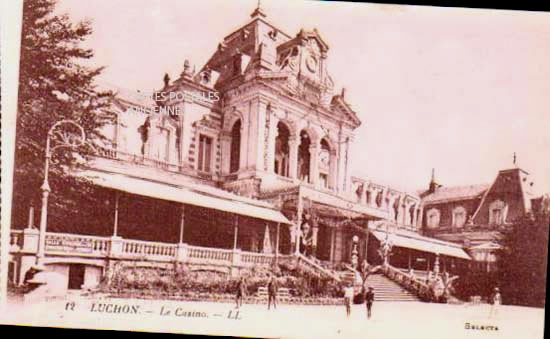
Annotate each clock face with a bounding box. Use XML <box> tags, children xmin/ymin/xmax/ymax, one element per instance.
<box><xmin>306</xmin><ymin>55</ymin><xmax>317</xmax><ymax>73</ymax></box>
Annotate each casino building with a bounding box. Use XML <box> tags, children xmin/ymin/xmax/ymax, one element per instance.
<box><xmin>9</xmin><ymin>4</ymin><xmax>544</xmax><ymax>298</ymax></box>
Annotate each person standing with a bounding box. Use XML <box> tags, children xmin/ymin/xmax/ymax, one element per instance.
<box><xmin>267</xmin><ymin>274</ymin><xmax>279</xmax><ymax>310</ymax></box>
<box><xmin>365</xmin><ymin>286</ymin><xmax>375</xmax><ymax>319</ymax></box>
<box><xmin>489</xmin><ymin>287</ymin><xmax>501</xmax><ymax>318</ymax></box>
<box><xmin>235</xmin><ymin>276</ymin><xmax>247</xmax><ymax>309</ymax></box>
<box><xmin>343</xmin><ymin>283</ymin><xmax>354</xmax><ymax>317</ymax></box>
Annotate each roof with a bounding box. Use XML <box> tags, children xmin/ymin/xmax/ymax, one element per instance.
<box><xmin>420</xmin><ymin>184</ymin><xmax>490</xmax><ymax>204</ymax></box>
<box><xmin>77</xmin><ymin>170</ymin><xmax>290</xmax><ymax>225</ymax></box>
<box><xmin>371</xmin><ymin>229</ymin><xmax>471</xmax><ymax>260</ymax></box>
<box><xmin>111</xmin><ymin>86</ymin><xmax>156</xmax><ymax>109</ymax></box>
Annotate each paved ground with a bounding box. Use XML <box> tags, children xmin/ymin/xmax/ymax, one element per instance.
<box><xmin>0</xmin><ymin>296</ymin><xmax>545</xmax><ymax>339</ymax></box>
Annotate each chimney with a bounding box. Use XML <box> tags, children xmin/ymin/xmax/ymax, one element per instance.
<box><xmin>428</xmin><ymin>168</ymin><xmax>438</xmax><ymax>194</ymax></box>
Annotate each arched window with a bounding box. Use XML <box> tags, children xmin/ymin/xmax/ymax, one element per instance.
<box><xmin>298</xmin><ymin>130</ymin><xmax>311</xmax><ymax>183</ymax></box>
<box><xmin>274</xmin><ymin>122</ymin><xmax>290</xmax><ymax>177</ymax></box>
<box><xmin>319</xmin><ymin>138</ymin><xmax>331</xmax><ymax>189</ymax></box>
<box><xmin>230</xmin><ymin>120</ymin><xmax>241</xmax><ymax>173</ymax></box>
<box><xmin>426</xmin><ymin>208</ymin><xmax>440</xmax><ymax>229</ymax></box>
<box><xmin>452</xmin><ymin>206</ymin><xmax>467</xmax><ymax>228</ymax></box>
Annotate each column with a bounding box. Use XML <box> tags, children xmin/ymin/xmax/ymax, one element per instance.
<box><xmin>417</xmin><ymin>205</ymin><xmax>424</xmax><ymax>231</ymax></box>
<box><xmin>176</xmin><ymin>206</ymin><xmax>188</xmax><ymax>262</ymax></box>
<box><xmin>403</xmin><ymin>201</ymin><xmax>412</xmax><ymax>227</ymax></box>
<box><xmin>275</xmin><ymin>223</ymin><xmax>280</xmax><ymax>257</ymax></box>
<box><xmin>343</xmin><ymin>136</ymin><xmax>351</xmax><ymax>193</ymax></box>
<box><xmin>109</xmin><ymin>190</ymin><xmax>122</xmax><ymax>258</ymax></box>
<box><xmin>381</xmin><ymin>187</ymin><xmax>389</xmax><ymax>210</ymax></box>
<box><xmin>412</xmin><ymin>205</ymin><xmax>419</xmax><ymax>229</ymax></box>
<box><xmin>328</xmin><ymin>150</ymin><xmax>337</xmax><ymax>190</ymax></box>
<box><xmin>309</xmin><ymin>142</ymin><xmax>320</xmax><ymax>187</ymax></box>
<box><xmin>388</xmin><ymin>195</ymin><xmax>397</xmax><ymax>221</ymax></box>
<box><xmin>112</xmin><ymin>191</ymin><xmax>120</xmax><ymax>237</ymax></box>
<box><xmin>233</xmin><ymin>215</ymin><xmax>239</xmax><ymax>249</ymax></box>
<box><xmin>267</xmin><ymin>115</ymin><xmax>278</xmax><ymax>174</ymax></box>
<box><xmin>295</xmin><ymin>189</ymin><xmax>303</xmax><ymax>255</ymax></box>
<box><xmin>364</xmin><ymin>221</ymin><xmax>370</xmax><ymax>264</ymax></box>
<box><xmin>178</xmin><ymin>103</ymin><xmax>186</xmax><ymax>165</ymax></box>
<box><xmin>397</xmin><ymin>196</ymin><xmax>405</xmax><ymax>226</ymax></box>
<box><xmin>179</xmin><ymin>205</ymin><xmax>185</xmax><ymax>244</ymax></box>
<box><xmin>288</xmin><ymin>136</ymin><xmax>299</xmax><ymax>179</ymax></box>
<box><xmin>329</xmin><ymin>227</ymin><xmax>335</xmax><ymax>262</ymax></box>
<box><xmin>254</xmin><ymin>99</ymin><xmax>268</xmax><ymax>171</ymax></box>
<box><xmin>239</xmin><ymin>117</ymin><xmax>249</xmax><ymax>171</ymax></box>
<box><xmin>181</xmin><ymin>101</ymin><xmax>193</xmax><ymax>167</ymax></box>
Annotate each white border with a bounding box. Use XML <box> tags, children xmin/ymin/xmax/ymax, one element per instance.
<box><xmin>0</xmin><ymin>0</ymin><xmax>23</xmax><ymax>308</ymax></box>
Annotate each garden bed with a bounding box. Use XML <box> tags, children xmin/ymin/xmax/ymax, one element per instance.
<box><xmin>90</xmin><ymin>289</ymin><xmax>344</xmax><ymax>305</ymax></box>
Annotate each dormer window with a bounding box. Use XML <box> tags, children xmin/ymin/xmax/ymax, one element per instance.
<box><xmin>426</xmin><ymin>208</ymin><xmax>440</xmax><ymax>229</ymax></box>
<box><xmin>489</xmin><ymin>200</ymin><xmax>507</xmax><ymax>225</ymax></box>
<box><xmin>452</xmin><ymin>206</ymin><xmax>467</xmax><ymax>228</ymax></box>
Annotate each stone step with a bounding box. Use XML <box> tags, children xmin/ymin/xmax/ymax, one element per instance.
<box><xmin>363</xmin><ymin>274</ymin><xmax>420</xmax><ymax>302</ymax></box>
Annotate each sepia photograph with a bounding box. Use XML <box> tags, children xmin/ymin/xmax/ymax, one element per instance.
<box><xmin>1</xmin><ymin>0</ymin><xmax>549</xmax><ymax>338</ymax></box>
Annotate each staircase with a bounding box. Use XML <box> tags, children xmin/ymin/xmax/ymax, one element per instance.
<box><xmin>364</xmin><ymin>273</ymin><xmax>420</xmax><ymax>302</ymax></box>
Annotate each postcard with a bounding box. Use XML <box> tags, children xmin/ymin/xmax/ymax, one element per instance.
<box><xmin>1</xmin><ymin>0</ymin><xmax>548</xmax><ymax>338</ymax></box>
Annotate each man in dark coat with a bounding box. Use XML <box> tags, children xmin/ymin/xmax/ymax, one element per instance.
<box><xmin>235</xmin><ymin>276</ymin><xmax>247</xmax><ymax>309</ymax></box>
<box><xmin>365</xmin><ymin>286</ymin><xmax>375</xmax><ymax>319</ymax></box>
<box><xmin>267</xmin><ymin>275</ymin><xmax>279</xmax><ymax>310</ymax></box>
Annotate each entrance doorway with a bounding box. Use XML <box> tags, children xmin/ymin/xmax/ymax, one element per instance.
<box><xmin>68</xmin><ymin>264</ymin><xmax>85</xmax><ymax>290</ymax></box>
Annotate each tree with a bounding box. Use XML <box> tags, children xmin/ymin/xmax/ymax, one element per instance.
<box><xmin>12</xmin><ymin>0</ymin><xmax>116</xmax><ymax>234</ymax></box>
<box><xmin>497</xmin><ymin>195</ymin><xmax>550</xmax><ymax>307</ymax></box>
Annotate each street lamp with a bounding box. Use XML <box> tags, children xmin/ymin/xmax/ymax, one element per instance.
<box><xmin>36</xmin><ymin>120</ymin><xmax>86</xmax><ymax>264</ymax></box>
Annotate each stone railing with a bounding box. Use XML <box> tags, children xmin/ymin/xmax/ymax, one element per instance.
<box><xmin>296</xmin><ymin>254</ymin><xmax>341</xmax><ymax>282</ymax></box>
<box><xmin>241</xmin><ymin>252</ymin><xmax>275</xmax><ymax>265</ymax></box>
<box><xmin>9</xmin><ymin>230</ymin><xmax>291</xmax><ymax>271</ymax></box>
<box><xmin>95</xmin><ymin>146</ymin><xmax>185</xmax><ymax>173</ymax></box>
<box><xmin>187</xmin><ymin>245</ymin><xmax>233</xmax><ymax>264</ymax></box>
<box><xmin>120</xmin><ymin>238</ymin><xmax>177</xmax><ymax>259</ymax></box>
<box><xmin>382</xmin><ymin>264</ymin><xmax>431</xmax><ymax>301</ymax></box>
<box><xmin>45</xmin><ymin>232</ymin><xmax>111</xmax><ymax>256</ymax></box>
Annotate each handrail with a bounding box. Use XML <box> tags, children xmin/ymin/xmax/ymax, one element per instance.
<box><xmin>296</xmin><ymin>253</ymin><xmax>341</xmax><ymax>282</ymax></box>
<box><xmin>385</xmin><ymin>264</ymin><xmax>430</xmax><ymax>288</ymax></box>
<box><xmin>382</xmin><ymin>264</ymin><xmax>432</xmax><ymax>300</ymax></box>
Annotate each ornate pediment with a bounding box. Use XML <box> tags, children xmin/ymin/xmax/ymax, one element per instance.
<box><xmin>330</xmin><ymin>93</ymin><xmax>361</xmax><ymax>128</ymax></box>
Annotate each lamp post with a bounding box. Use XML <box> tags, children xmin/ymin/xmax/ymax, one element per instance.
<box><xmin>36</xmin><ymin>120</ymin><xmax>86</xmax><ymax>264</ymax></box>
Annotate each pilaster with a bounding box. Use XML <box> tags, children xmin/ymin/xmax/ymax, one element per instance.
<box><xmin>309</xmin><ymin>143</ymin><xmax>320</xmax><ymax>187</ymax></box>
<box><xmin>219</xmin><ymin>131</ymin><xmax>232</xmax><ymax>174</ymax></box>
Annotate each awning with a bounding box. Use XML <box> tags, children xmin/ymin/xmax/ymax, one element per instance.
<box><xmin>371</xmin><ymin>230</ymin><xmax>471</xmax><ymax>260</ymax></box>
<box><xmin>78</xmin><ymin>170</ymin><xmax>290</xmax><ymax>224</ymax></box>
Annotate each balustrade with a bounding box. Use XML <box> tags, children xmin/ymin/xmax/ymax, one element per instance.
<box><xmin>383</xmin><ymin>264</ymin><xmax>431</xmax><ymax>299</ymax></box>
<box><xmin>121</xmin><ymin>239</ymin><xmax>177</xmax><ymax>258</ymax></box>
<box><xmin>10</xmin><ymin>229</ymin><xmax>294</xmax><ymax>269</ymax></box>
<box><xmin>241</xmin><ymin>252</ymin><xmax>274</xmax><ymax>265</ymax></box>
<box><xmin>43</xmin><ymin>232</ymin><xmax>111</xmax><ymax>256</ymax></box>
<box><xmin>187</xmin><ymin>245</ymin><xmax>233</xmax><ymax>263</ymax></box>
<box><xmin>94</xmin><ymin>146</ymin><xmax>183</xmax><ymax>173</ymax></box>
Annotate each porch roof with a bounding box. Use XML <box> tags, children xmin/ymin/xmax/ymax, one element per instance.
<box><xmin>370</xmin><ymin>230</ymin><xmax>471</xmax><ymax>260</ymax></box>
<box><xmin>78</xmin><ymin>170</ymin><xmax>291</xmax><ymax>224</ymax></box>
